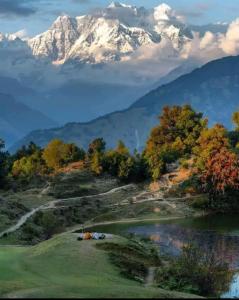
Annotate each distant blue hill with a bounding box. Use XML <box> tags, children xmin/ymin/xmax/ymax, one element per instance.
<box><xmin>0</xmin><ymin>93</ymin><xmax>57</xmax><ymax>148</ymax></box>
<box><xmin>11</xmin><ymin>55</ymin><xmax>239</xmax><ymax>153</ymax></box>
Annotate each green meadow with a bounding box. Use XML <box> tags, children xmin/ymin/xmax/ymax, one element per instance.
<box><xmin>0</xmin><ymin>232</ymin><xmax>198</xmax><ymax>298</ymax></box>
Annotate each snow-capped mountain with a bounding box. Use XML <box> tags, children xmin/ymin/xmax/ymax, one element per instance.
<box><xmin>0</xmin><ymin>33</ymin><xmax>25</xmax><ymax>48</ymax></box>
<box><xmin>0</xmin><ymin>2</ymin><xmax>232</xmax><ymax>74</ymax></box>
<box><xmin>1</xmin><ymin>1</ymin><xmax>238</xmax><ymax>147</ymax></box>
<box><xmin>28</xmin><ymin>2</ymin><xmax>192</xmax><ymax>64</ymax></box>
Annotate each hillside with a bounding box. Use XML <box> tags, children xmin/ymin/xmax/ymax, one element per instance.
<box><xmin>12</xmin><ymin>55</ymin><xmax>239</xmax><ymax>152</ymax></box>
<box><xmin>0</xmin><ymin>233</ymin><xmax>199</xmax><ymax>298</ymax></box>
<box><xmin>0</xmin><ymin>93</ymin><xmax>57</xmax><ymax>147</ymax></box>
<box><xmin>0</xmin><ymin>2</ymin><xmax>234</xmax><ymax>128</ymax></box>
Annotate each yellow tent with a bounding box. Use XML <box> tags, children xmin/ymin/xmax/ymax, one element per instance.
<box><xmin>83</xmin><ymin>232</ymin><xmax>92</xmax><ymax>240</ymax></box>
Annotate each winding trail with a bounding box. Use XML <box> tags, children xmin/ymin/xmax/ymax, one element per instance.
<box><xmin>145</xmin><ymin>267</ymin><xmax>157</xmax><ymax>287</ymax></box>
<box><xmin>0</xmin><ymin>184</ymin><xmax>134</xmax><ymax>238</ymax></box>
<box><xmin>0</xmin><ymin>170</ymin><xmax>202</xmax><ymax>239</ymax></box>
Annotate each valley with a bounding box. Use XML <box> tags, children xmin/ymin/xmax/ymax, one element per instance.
<box><xmin>1</xmin><ymin>2</ymin><xmax>238</xmax><ymax>149</ymax></box>
<box><xmin>0</xmin><ymin>168</ymin><xmax>201</xmax><ymax>245</ymax></box>
<box><xmin>0</xmin><ymin>166</ymin><xmax>235</xmax><ymax>298</ymax></box>
<box><xmin>13</xmin><ymin>55</ymin><xmax>239</xmax><ymax>152</ymax></box>
<box><xmin>1</xmin><ymin>1</ymin><xmax>239</xmax><ymax>298</ymax></box>
<box><xmin>0</xmin><ymin>168</ymin><xmax>206</xmax><ymax>298</ymax></box>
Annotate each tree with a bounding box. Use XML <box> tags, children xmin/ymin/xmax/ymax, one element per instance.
<box><xmin>43</xmin><ymin>140</ymin><xmax>69</xmax><ymax>170</ymax></box>
<box><xmin>12</xmin><ymin>150</ymin><xmax>47</xmax><ymax>178</ymax></box>
<box><xmin>43</xmin><ymin>139</ymin><xmax>66</xmax><ymax>171</ymax></box>
<box><xmin>88</xmin><ymin>138</ymin><xmax>106</xmax><ymax>156</ymax></box>
<box><xmin>0</xmin><ymin>140</ymin><xmax>6</xmax><ymax>186</ymax></box>
<box><xmin>0</xmin><ymin>139</ymin><xmax>11</xmax><ymax>188</ymax></box>
<box><xmin>14</xmin><ymin>142</ymin><xmax>41</xmax><ymax>160</ymax></box>
<box><xmin>116</xmin><ymin>140</ymin><xmax>129</xmax><ymax>156</ymax></box>
<box><xmin>90</xmin><ymin>151</ymin><xmax>103</xmax><ymax>176</ymax></box>
<box><xmin>0</xmin><ymin>139</ymin><xmax>4</xmax><ymax>150</ymax></box>
<box><xmin>63</xmin><ymin>143</ymin><xmax>85</xmax><ymax>164</ymax></box>
<box><xmin>118</xmin><ymin>157</ymin><xmax>135</xmax><ymax>181</ymax></box>
<box><xmin>103</xmin><ymin>141</ymin><xmax>131</xmax><ymax>178</ymax></box>
<box><xmin>87</xmin><ymin>138</ymin><xmax>106</xmax><ymax>175</ymax></box>
<box><xmin>156</xmin><ymin>244</ymin><xmax>232</xmax><ymax>297</ymax></box>
<box><xmin>201</xmin><ymin>148</ymin><xmax>239</xmax><ymax>196</ymax></box>
<box><xmin>232</xmin><ymin>111</ymin><xmax>239</xmax><ymax>130</ymax></box>
<box><xmin>193</xmin><ymin>124</ymin><xmax>230</xmax><ymax>172</ymax></box>
<box><xmin>144</xmin><ymin>105</ymin><xmax>207</xmax><ymax>180</ymax></box>
<box><xmin>42</xmin><ymin>139</ymin><xmax>85</xmax><ymax>171</ymax></box>
<box><xmin>103</xmin><ymin>142</ymin><xmax>146</xmax><ymax>182</ymax></box>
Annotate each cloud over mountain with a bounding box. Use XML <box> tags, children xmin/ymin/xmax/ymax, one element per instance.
<box><xmin>0</xmin><ymin>0</ymin><xmax>36</xmax><ymax>17</ymax></box>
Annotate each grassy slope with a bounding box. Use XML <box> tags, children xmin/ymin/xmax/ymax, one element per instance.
<box><xmin>0</xmin><ymin>233</ymin><xmax>200</xmax><ymax>298</ymax></box>
<box><xmin>0</xmin><ymin>171</ymin><xmax>120</xmax><ymax>235</ymax></box>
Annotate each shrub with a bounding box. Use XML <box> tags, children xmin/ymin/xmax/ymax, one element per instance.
<box><xmin>155</xmin><ymin>244</ymin><xmax>233</xmax><ymax>297</ymax></box>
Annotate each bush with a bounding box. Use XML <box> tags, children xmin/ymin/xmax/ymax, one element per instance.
<box><xmin>189</xmin><ymin>195</ymin><xmax>210</xmax><ymax>209</ymax></box>
<box><xmin>155</xmin><ymin>244</ymin><xmax>233</xmax><ymax>297</ymax></box>
<box><xmin>97</xmin><ymin>238</ymin><xmax>161</xmax><ymax>282</ymax></box>
<box><xmin>179</xmin><ymin>158</ymin><xmax>189</xmax><ymax>169</ymax></box>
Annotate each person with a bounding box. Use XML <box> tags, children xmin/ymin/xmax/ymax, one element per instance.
<box><xmin>92</xmin><ymin>232</ymin><xmax>105</xmax><ymax>240</ymax></box>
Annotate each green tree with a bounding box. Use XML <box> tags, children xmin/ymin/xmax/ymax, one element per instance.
<box><xmin>12</xmin><ymin>150</ymin><xmax>47</xmax><ymax>178</ymax></box>
<box><xmin>144</xmin><ymin>105</ymin><xmax>207</xmax><ymax>180</ymax></box>
<box><xmin>0</xmin><ymin>139</ymin><xmax>4</xmax><ymax>150</ymax></box>
<box><xmin>87</xmin><ymin>138</ymin><xmax>106</xmax><ymax>176</ymax></box>
<box><xmin>63</xmin><ymin>143</ymin><xmax>85</xmax><ymax>164</ymax></box>
<box><xmin>118</xmin><ymin>156</ymin><xmax>135</xmax><ymax>181</ymax></box>
<box><xmin>88</xmin><ymin>138</ymin><xmax>106</xmax><ymax>156</ymax></box>
<box><xmin>156</xmin><ymin>244</ymin><xmax>233</xmax><ymax>297</ymax></box>
<box><xmin>0</xmin><ymin>139</ymin><xmax>11</xmax><ymax>188</ymax></box>
<box><xmin>232</xmin><ymin>111</ymin><xmax>239</xmax><ymax>130</ymax></box>
<box><xmin>14</xmin><ymin>141</ymin><xmax>41</xmax><ymax>160</ymax></box>
<box><xmin>90</xmin><ymin>151</ymin><xmax>103</xmax><ymax>176</ymax></box>
<box><xmin>103</xmin><ymin>141</ymin><xmax>146</xmax><ymax>182</ymax></box>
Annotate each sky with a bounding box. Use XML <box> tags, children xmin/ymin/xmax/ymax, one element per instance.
<box><xmin>1</xmin><ymin>0</ymin><xmax>239</xmax><ymax>36</ymax></box>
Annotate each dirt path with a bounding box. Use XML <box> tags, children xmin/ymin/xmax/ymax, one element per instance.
<box><xmin>0</xmin><ymin>184</ymin><xmax>135</xmax><ymax>238</ymax></box>
<box><xmin>145</xmin><ymin>267</ymin><xmax>157</xmax><ymax>287</ymax></box>
<box><xmin>0</xmin><ymin>170</ymin><xmax>203</xmax><ymax>239</ymax></box>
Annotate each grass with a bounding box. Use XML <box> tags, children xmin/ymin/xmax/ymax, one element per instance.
<box><xmin>0</xmin><ymin>233</ymin><xmax>199</xmax><ymax>298</ymax></box>
<box><xmin>48</xmin><ymin>170</ymin><xmax>120</xmax><ymax>199</ymax></box>
<box><xmin>1</xmin><ymin>189</ymin><xmax>54</xmax><ymax>208</ymax></box>
<box><xmin>96</xmin><ymin>237</ymin><xmax>162</xmax><ymax>283</ymax></box>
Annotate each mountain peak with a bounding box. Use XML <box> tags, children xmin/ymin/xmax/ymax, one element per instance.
<box><xmin>27</xmin><ymin>1</ymin><xmax>191</xmax><ymax>63</ymax></box>
<box><xmin>52</xmin><ymin>15</ymin><xmax>76</xmax><ymax>27</ymax></box>
<box><xmin>108</xmin><ymin>2</ymin><xmax>133</xmax><ymax>9</ymax></box>
<box><xmin>154</xmin><ymin>3</ymin><xmax>173</xmax><ymax>21</ymax></box>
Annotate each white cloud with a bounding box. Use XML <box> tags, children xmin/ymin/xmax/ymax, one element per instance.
<box><xmin>220</xmin><ymin>18</ymin><xmax>239</xmax><ymax>55</ymax></box>
<box><xmin>2</xmin><ymin>16</ymin><xmax>239</xmax><ymax>89</ymax></box>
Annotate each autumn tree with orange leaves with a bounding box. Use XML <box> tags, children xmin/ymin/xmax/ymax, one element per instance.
<box><xmin>202</xmin><ymin>148</ymin><xmax>239</xmax><ymax>195</ymax></box>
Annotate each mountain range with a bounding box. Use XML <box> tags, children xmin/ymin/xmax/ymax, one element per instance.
<box><xmin>12</xmin><ymin>54</ymin><xmax>239</xmax><ymax>152</ymax></box>
<box><xmin>28</xmin><ymin>2</ymin><xmax>192</xmax><ymax>64</ymax></box>
<box><xmin>1</xmin><ymin>2</ymin><xmax>239</xmax><ymax>148</ymax></box>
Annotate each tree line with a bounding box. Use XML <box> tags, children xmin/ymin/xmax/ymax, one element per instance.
<box><xmin>1</xmin><ymin>104</ymin><xmax>239</xmax><ymax>209</ymax></box>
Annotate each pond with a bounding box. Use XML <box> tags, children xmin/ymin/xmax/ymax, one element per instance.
<box><xmin>90</xmin><ymin>214</ymin><xmax>239</xmax><ymax>298</ymax></box>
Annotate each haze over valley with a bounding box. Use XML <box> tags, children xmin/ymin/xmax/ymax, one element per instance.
<box><xmin>1</xmin><ymin>1</ymin><xmax>239</xmax><ymax>147</ymax></box>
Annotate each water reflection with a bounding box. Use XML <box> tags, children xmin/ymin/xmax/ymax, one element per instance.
<box><xmin>127</xmin><ymin>224</ymin><xmax>239</xmax><ymax>269</ymax></box>
<box><xmin>127</xmin><ymin>223</ymin><xmax>239</xmax><ymax>298</ymax></box>
<box><xmin>89</xmin><ymin>215</ymin><xmax>239</xmax><ymax>298</ymax></box>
